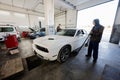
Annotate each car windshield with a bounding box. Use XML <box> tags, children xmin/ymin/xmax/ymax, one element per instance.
<box><xmin>56</xmin><ymin>29</ymin><xmax>76</xmax><ymax>37</ymax></box>
<box><xmin>0</xmin><ymin>27</ymin><xmax>14</xmax><ymax>32</ymax></box>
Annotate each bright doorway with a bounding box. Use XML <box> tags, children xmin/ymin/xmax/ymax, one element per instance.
<box><xmin>77</xmin><ymin>0</ymin><xmax>119</xmax><ymax>42</ymax></box>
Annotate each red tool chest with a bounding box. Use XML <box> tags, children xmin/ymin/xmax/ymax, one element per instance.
<box><xmin>5</xmin><ymin>35</ymin><xmax>18</xmax><ymax>49</ymax></box>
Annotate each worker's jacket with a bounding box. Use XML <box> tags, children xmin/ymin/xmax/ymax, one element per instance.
<box><xmin>90</xmin><ymin>25</ymin><xmax>104</xmax><ymax>43</ymax></box>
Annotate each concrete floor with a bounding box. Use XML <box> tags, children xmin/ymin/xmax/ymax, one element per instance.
<box><xmin>0</xmin><ymin>39</ymin><xmax>120</xmax><ymax>80</ymax></box>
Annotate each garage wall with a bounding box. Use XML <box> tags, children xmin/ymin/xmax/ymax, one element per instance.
<box><xmin>29</xmin><ymin>15</ymin><xmax>45</xmax><ymax>29</ymax></box>
<box><xmin>110</xmin><ymin>0</ymin><xmax>120</xmax><ymax>44</ymax></box>
<box><xmin>55</xmin><ymin>13</ymin><xmax>66</xmax><ymax>29</ymax></box>
<box><xmin>66</xmin><ymin>10</ymin><xmax>77</xmax><ymax>28</ymax></box>
<box><xmin>0</xmin><ymin>10</ymin><xmax>45</xmax><ymax>32</ymax></box>
<box><xmin>114</xmin><ymin>6</ymin><xmax>120</xmax><ymax>25</ymax></box>
<box><xmin>55</xmin><ymin>10</ymin><xmax>77</xmax><ymax>30</ymax></box>
<box><xmin>0</xmin><ymin>9</ymin><xmax>77</xmax><ymax>32</ymax></box>
<box><xmin>0</xmin><ymin>11</ymin><xmax>29</xmax><ymax>26</ymax></box>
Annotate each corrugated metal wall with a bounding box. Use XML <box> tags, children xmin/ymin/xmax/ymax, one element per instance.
<box><xmin>55</xmin><ymin>10</ymin><xmax>77</xmax><ymax>30</ymax></box>
<box><xmin>55</xmin><ymin>13</ymin><xmax>66</xmax><ymax>29</ymax></box>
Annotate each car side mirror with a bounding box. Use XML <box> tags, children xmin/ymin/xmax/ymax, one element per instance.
<box><xmin>79</xmin><ymin>34</ymin><xmax>83</xmax><ymax>36</ymax></box>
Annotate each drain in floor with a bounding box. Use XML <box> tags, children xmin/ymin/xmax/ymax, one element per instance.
<box><xmin>26</xmin><ymin>55</ymin><xmax>42</xmax><ymax>71</ymax></box>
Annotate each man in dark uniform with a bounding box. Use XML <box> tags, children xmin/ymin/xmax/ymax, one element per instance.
<box><xmin>86</xmin><ymin>19</ymin><xmax>104</xmax><ymax>62</ymax></box>
<box><xmin>57</xmin><ymin>24</ymin><xmax>62</xmax><ymax>32</ymax></box>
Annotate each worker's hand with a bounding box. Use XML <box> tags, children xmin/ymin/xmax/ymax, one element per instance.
<box><xmin>89</xmin><ymin>31</ymin><xmax>93</xmax><ymax>35</ymax></box>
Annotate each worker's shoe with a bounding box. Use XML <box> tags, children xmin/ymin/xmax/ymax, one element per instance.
<box><xmin>85</xmin><ymin>54</ymin><xmax>91</xmax><ymax>57</ymax></box>
<box><xmin>93</xmin><ymin>59</ymin><xmax>97</xmax><ymax>63</ymax></box>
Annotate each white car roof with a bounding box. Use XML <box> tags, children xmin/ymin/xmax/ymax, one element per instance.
<box><xmin>0</xmin><ymin>25</ymin><xmax>14</xmax><ymax>28</ymax></box>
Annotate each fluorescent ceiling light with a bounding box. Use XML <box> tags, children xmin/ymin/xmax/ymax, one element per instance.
<box><xmin>38</xmin><ymin>17</ymin><xmax>45</xmax><ymax>20</ymax></box>
<box><xmin>0</xmin><ymin>10</ymin><xmax>10</xmax><ymax>15</ymax></box>
<box><xmin>14</xmin><ymin>13</ymin><xmax>26</xmax><ymax>17</ymax></box>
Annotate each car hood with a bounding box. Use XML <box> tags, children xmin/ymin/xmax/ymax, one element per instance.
<box><xmin>33</xmin><ymin>35</ymin><xmax>73</xmax><ymax>49</ymax></box>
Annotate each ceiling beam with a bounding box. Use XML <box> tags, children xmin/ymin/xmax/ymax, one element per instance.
<box><xmin>0</xmin><ymin>0</ymin><xmax>77</xmax><ymax>16</ymax></box>
<box><xmin>23</xmin><ymin>0</ymin><xmax>26</xmax><ymax>8</ymax></box>
<box><xmin>0</xmin><ymin>2</ymin><xmax>66</xmax><ymax>17</ymax></box>
<box><xmin>55</xmin><ymin>11</ymin><xmax>66</xmax><ymax>17</ymax></box>
<box><xmin>61</xmin><ymin>0</ymin><xmax>76</xmax><ymax>9</ymax></box>
<box><xmin>76</xmin><ymin>0</ymin><xmax>113</xmax><ymax>10</ymax></box>
<box><xmin>31</xmin><ymin>0</ymin><xmax>43</xmax><ymax>10</ymax></box>
<box><xmin>31</xmin><ymin>0</ymin><xmax>65</xmax><ymax>12</ymax></box>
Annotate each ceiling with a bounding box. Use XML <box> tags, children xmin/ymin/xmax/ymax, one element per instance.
<box><xmin>0</xmin><ymin>0</ymin><xmax>113</xmax><ymax>15</ymax></box>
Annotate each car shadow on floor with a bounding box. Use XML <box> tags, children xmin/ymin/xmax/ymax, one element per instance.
<box><xmin>25</xmin><ymin>55</ymin><xmax>43</xmax><ymax>71</ymax></box>
<box><xmin>25</xmin><ymin>51</ymin><xmax>79</xmax><ymax>71</ymax></box>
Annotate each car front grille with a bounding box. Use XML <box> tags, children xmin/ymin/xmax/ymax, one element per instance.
<box><xmin>0</xmin><ymin>38</ymin><xmax>3</xmax><ymax>40</ymax></box>
<box><xmin>35</xmin><ymin>45</ymin><xmax>49</xmax><ymax>53</ymax></box>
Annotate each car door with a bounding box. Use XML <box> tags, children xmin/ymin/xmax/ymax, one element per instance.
<box><xmin>80</xmin><ymin>29</ymin><xmax>88</xmax><ymax>43</ymax></box>
<box><xmin>74</xmin><ymin>30</ymin><xmax>87</xmax><ymax>49</ymax></box>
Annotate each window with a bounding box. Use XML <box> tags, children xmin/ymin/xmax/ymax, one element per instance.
<box><xmin>76</xmin><ymin>30</ymin><xmax>81</xmax><ymax>36</ymax></box>
<box><xmin>81</xmin><ymin>30</ymin><xmax>84</xmax><ymax>34</ymax></box>
<box><xmin>57</xmin><ymin>29</ymin><xmax>76</xmax><ymax>37</ymax></box>
<box><xmin>76</xmin><ymin>30</ymin><xmax>85</xmax><ymax>36</ymax></box>
<box><xmin>0</xmin><ymin>27</ymin><xmax>14</xmax><ymax>32</ymax></box>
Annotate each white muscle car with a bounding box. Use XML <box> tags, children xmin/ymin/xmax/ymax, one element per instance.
<box><xmin>32</xmin><ymin>28</ymin><xmax>89</xmax><ymax>63</ymax></box>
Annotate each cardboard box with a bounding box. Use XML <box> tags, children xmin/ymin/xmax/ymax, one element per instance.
<box><xmin>10</xmin><ymin>49</ymin><xmax>19</xmax><ymax>54</ymax></box>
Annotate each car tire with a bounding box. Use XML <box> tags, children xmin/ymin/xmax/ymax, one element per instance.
<box><xmin>57</xmin><ymin>46</ymin><xmax>71</xmax><ymax>63</ymax></box>
<box><xmin>17</xmin><ymin>37</ymin><xmax>21</xmax><ymax>42</ymax></box>
<box><xmin>36</xmin><ymin>35</ymin><xmax>39</xmax><ymax>38</ymax></box>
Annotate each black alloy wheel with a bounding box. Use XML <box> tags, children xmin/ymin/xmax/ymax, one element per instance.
<box><xmin>57</xmin><ymin>46</ymin><xmax>71</xmax><ymax>63</ymax></box>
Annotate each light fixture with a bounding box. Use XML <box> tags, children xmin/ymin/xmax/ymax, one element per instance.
<box><xmin>14</xmin><ymin>13</ymin><xmax>26</xmax><ymax>17</ymax></box>
<box><xmin>38</xmin><ymin>17</ymin><xmax>45</xmax><ymax>20</ymax></box>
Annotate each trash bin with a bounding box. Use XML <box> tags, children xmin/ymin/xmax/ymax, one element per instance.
<box><xmin>22</xmin><ymin>31</ymin><xmax>29</xmax><ymax>38</ymax></box>
<box><xmin>5</xmin><ymin>35</ymin><xmax>18</xmax><ymax>49</ymax></box>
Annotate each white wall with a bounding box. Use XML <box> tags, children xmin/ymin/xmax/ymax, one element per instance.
<box><xmin>29</xmin><ymin>15</ymin><xmax>45</xmax><ymax>29</ymax></box>
<box><xmin>55</xmin><ymin>13</ymin><xmax>66</xmax><ymax>29</ymax></box>
<box><xmin>0</xmin><ymin>9</ymin><xmax>77</xmax><ymax>33</ymax></box>
<box><xmin>55</xmin><ymin>10</ymin><xmax>77</xmax><ymax>30</ymax></box>
<box><xmin>0</xmin><ymin>10</ymin><xmax>45</xmax><ymax>32</ymax></box>
<box><xmin>66</xmin><ymin>10</ymin><xmax>77</xmax><ymax>28</ymax></box>
<box><xmin>0</xmin><ymin>11</ymin><xmax>28</xmax><ymax>26</ymax></box>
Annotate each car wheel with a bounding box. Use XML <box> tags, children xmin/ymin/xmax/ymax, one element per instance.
<box><xmin>57</xmin><ymin>46</ymin><xmax>71</xmax><ymax>63</ymax></box>
<box><xmin>17</xmin><ymin>37</ymin><xmax>21</xmax><ymax>42</ymax></box>
<box><xmin>36</xmin><ymin>35</ymin><xmax>39</xmax><ymax>38</ymax></box>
